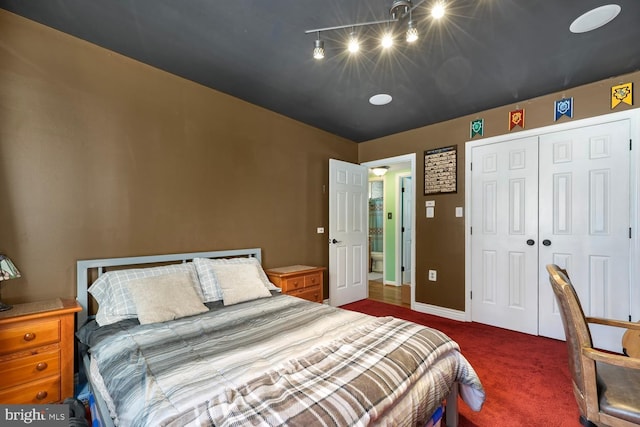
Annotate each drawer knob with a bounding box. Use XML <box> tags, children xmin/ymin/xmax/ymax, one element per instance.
<box><xmin>36</xmin><ymin>391</ymin><xmax>48</xmax><ymax>400</ymax></box>
<box><xmin>23</xmin><ymin>332</ymin><xmax>36</xmax><ymax>341</ymax></box>
<box><xmin>36</xmin><ymin>362</ymin><xmax>48</xmax><ymax>371</ymax></box>
<box><xmin>310</xmin><ymin>278</ymin><xmax>316</xmax><ymax>283</ymax></box>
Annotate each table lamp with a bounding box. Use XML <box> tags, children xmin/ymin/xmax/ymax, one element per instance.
<box><xmin>0</xmin><ymin>254</ymin><xmax>21</xmax><ymax>311</ymax></box>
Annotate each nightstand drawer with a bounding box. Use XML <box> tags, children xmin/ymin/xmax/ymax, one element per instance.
<box><xmin>0</xmin><ymin>375</ymin><xmax>61</xmax><ymax>404</ymax></box>
<box><xmin>0</xmin><ymin>318</ymin><xmax>60</xmax><ymax>355</ymax></box>
<box><xmin>281</xmin><ymin>277</ymin><xmax>305</xmax><ymax>292</ymax></box>
<box><xmin>0</xmin><ymin>348</ymin><xmax>60</xmax><ymax>388</ymax></box>
<box><xmin>304</xmin><ymin>273</ymin><xmax>322</xmax><ymax>288</ymax></box>
<box><xmin>290</xmin><ymin>286</ymin><xmax>322</xmax><ymax>303</ymax></box>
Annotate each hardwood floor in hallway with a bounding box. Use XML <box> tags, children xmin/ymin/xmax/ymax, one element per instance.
<box><xmin>368</xmin><ymin>280</ymin><xmax>410</xmax><ymax>308</ymax></box>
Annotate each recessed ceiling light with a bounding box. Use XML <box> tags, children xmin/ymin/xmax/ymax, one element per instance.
<box><xmin>369</xmin><ymin>94</ymin><xmax>392</xmax><ymax>105</ymax></box>
<box><xmin>570</xmin><ymin>4</ymin><xmax>621</xmax><ymax>33</ymax></box>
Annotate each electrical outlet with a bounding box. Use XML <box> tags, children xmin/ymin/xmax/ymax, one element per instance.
<box><xmin>428</xmin><ymin>270</ymin><xmax>437</xmax><ymax>281</ymax></box>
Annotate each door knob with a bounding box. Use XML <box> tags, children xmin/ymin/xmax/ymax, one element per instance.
<box><xmin>526</xmin><ymin>239</ymin><xmax>535</xmax><ymax>246</ymax></box>
<box><xmin>542</xmin><ymin>239</ymin><xmax>551</xmax><ymax>246</ymax></box>
<box><xmin>329</xmin><ymin>238</ymin><xmax>341</xmax><ymax>244</ymax></box>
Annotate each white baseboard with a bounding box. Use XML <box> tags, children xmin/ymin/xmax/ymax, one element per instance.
<box><xmin>412</xmin><ymin>301</ymin><xmax>467</xmax><ymax>322</ymax></box>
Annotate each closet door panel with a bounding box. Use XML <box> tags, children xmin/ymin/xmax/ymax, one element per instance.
<box><xmin>538</xmin><ymin>120</ymin><xmax>630</xmax><ymax>348</ymax></box>
<box><xmin>471</xmin><ymin>137</ymin><xmax>539</xmax><ymax>334</ymax></box>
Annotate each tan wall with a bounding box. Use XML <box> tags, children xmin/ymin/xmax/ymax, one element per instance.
<box><xmin>359</xmin><ymin>70</ymin><xmax>640</xmax><ymax>311</ymax></box>
<box><xmin>0</xmin><ymin>10</ymin><xmax>357</xmax><ymax>303</ymax></box>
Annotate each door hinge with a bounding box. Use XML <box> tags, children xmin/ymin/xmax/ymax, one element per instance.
<box><xmin>470</xmin><ymin>226</ymin><xmax>473</xmax><ymax>235</ymax></box>
<box><xmin>402</xmin><ymin>226</ymin><xmax>405</xmax><ymax>232</ymax></box>
<box><xmin>630</xmin><ymin>139</ymin><xmax>632</xmax><ymax>150</ymax></box>
<box><xmin>402</xmin><ymin>187</ymin><xmax>405</xmax><ymax>193</ymax></box>
<box><xmin>630</xmin><ymin>315</ymin><xmax>633</xmax><ymax>322</ymax></box>
<box><xmin>470</xmin><ymin>291</ymin><xmax>473</xmax><ymax>300</ymax></box>
<box><xmin>630</xmin><ymin>227</ymin><xmax>632</xmax><ymax>239</ymax></box>
<box><xmin>401</xmin><ymin>266</ymin><xmax>405</xmax><ymax>272</ymax></box>
<box><xmin>470</xmin><ymin>162</ymin><xmax>473</xmax><ymax>171</ymax></box>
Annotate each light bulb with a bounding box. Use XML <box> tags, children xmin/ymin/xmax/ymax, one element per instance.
<box><xmin>381</xmin><ymin>32</ymin><xmax>393</xmax><ymax>49</ymax></box>
<box><xmin>348</xmin><ymin>32</ymin><xmax>359</xmax><ymax>53</ymax></box>
<box><xmin>432</xmin><ymin>3</ymin><xmax>445</xmax><ymax>19</ymax></box>
<box><xmin>406</xmin><ymin>21</ymin><xmax>418</xmax><ymax>42</ymax></box>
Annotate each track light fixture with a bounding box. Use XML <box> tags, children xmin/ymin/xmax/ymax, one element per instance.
<box><xmin>348</xmin><ymin>31</ymin><xmax>360</xmax><ymax>53</ymax></box>
<box><xmin>306</xmin><ymin>0</ymin><xmax>445</xmax><ymax>59</ymax></box>
<box><xmin>313</xmin><ymin>33</ymin><xmax>325</xmax><ymax>60</ymax></box>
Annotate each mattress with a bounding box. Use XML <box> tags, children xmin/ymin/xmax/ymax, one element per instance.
<box><xmin>78</xmin><ymin>294</ymin><xmax>484</xmax><ymax>426</ymax></box>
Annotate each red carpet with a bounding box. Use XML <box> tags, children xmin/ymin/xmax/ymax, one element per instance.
<box><xmin>341</xmin><ymin>299</ymin><xmax>582</xmax><ymax>426</ymax></box>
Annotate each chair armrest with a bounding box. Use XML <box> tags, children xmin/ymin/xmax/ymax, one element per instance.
<box><xmin>583</xmin><ymin>347</ymin><xmax>640</xmax><ymax>369</ymax></box>
<box><xmin>586</xmin><ymin>317</ymin><xmax>640</xmax><ymax>330</ymax></box>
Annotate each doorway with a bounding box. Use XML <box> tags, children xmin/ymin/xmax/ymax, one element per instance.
<box><xmin>362</xmin><ymin>155</ymin><xmax>415</xmax><ymax>308</ymax></box>
<box><xmin>328</xmin><ymin>155</ymin><xmax>416</xmax><ymax>308</ymax></box>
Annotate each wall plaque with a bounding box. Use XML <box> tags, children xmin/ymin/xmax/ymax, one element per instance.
<box><xmin>424</xmin><ymin>145</ymin><xmax>457</xmax><ymax>194</ymax></box>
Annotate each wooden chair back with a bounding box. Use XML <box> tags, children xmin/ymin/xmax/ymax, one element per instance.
<box><xmin>546</xmin><ymin>264</ymin><xmax>595</xmax><ymax>418</ymax></box>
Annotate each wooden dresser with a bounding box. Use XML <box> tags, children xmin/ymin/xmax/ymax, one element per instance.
<box><xmin>266</xmin><ymin>265</ymin><xmax>325</xmax><ymax>303</ymax></box>
<box><xmin>0</xmin><ymin>298</ymin><xmax>81</xmax><ymax>404</ymax></box>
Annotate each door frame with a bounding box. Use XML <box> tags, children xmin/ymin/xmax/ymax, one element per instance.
<box><xmin>362</xmin><ymin>153</ymin><xmax>416</xmax><ymax>308</ymax></box>
<box><xmin>399</xmin><ymin>174</ymin><xmax>412</xmax><ymax>286</ymax></box>
<box><xmin>464</xmin><ymin>109</ymin><xmax>640</xmax><ymax>323</ymax></box>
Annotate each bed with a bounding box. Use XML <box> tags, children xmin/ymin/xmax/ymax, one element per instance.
<box><xmin>76</xmin><ymin>248</ymin><xmax>485</xmax><ymax>427</ymax></box>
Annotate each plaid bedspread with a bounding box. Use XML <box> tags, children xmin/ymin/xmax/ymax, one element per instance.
<box><xmin>88</xmin><ymin>295</ymin><xmax>484</xmax><ymax>427</ymax></box>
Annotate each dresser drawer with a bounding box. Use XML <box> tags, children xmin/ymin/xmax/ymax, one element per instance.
<box><xmin>304</xmin><ymin>273</ymin><xmax>322</xmax><ymax>288</ymax></box>
<box><xmin>0</xmin><ymin>318</ymin><xmax>60</xmax><ymax>355</ymax></box>
<box><xmin>281</xmin><ymin>276</ymin><xmax>305</xmax><ymax>292</ymax></box>
<box><xmin>289</xmin><ymin>286</ymin><xmax>323</xmax><ymax>303</ymax></box>
<box><xmin>0</xmin><ymin>375</ymin><xmax>61</xmax><ymax>404</ymax></box>
<box><xmin>0</xmin><ymin>348</ymin><xmax>60</xmax><ymax>388</ymax></box>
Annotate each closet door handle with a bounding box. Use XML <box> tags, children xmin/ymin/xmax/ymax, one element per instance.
<box><xmin>329</xmin><ymin>239</ymin><xmax>341</xmax><ymax>244</ymax></box>
<box><xmin>526</xmin><ymin>239</ymin><xmax>535</xmax><ymax>246</ymax></box>
<box><xmin>542</xmin><ymin>239</ymin><xmax>551</xmax><ymax>246</ymax></box>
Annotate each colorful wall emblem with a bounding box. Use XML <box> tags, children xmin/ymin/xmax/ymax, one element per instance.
<box><xmin>509</xmin><ymin>109</ymin><xmax>525</xmax><ymax>130</ymax></box>
<box><xmin>470</xmin><ymin>118</ymin><xmax>484</xmax><ymax>138</ymax></box>
<box><xmin>554</xmin><ymin>97</ymin><xmax>573</xmax><ymax>121</ymax></box>
<box><xmin>611</xmin><ymin>82</ymin><xmax>633</xmax><ymax>109</ymax></box>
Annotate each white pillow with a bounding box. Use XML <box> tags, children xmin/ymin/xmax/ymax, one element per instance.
<box><xmin>89</xmin><ymin>262</ymin><xmax>201</xmax><ymax>326</ymax></box>
<box><xmin>193</xmin><ymin>257</ymin><xmax>278</xmax><ymax>303</ymax></box>
<box><xmin>214</xmin><ymin>263</ymin><xmax>272</xmax><ymax>306</ymax></box>
<box><xmin>126</xmin><ymin>272</ymin><xmax>208</xmax><ymax>324</ymax></box>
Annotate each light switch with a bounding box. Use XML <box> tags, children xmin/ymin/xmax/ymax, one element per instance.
<box><xmin>425</xmin><ymin>200</ymin><xmax>435</xmax><ymax>207</ymax></box>
<box><xmin>455</xmin><ymin>207</ymin><xmax>463</xmax><ymax>217</ymax></box>
<box><xmin>426</xmin><ymin>207</ymin><xmax>435</xmax><ymax>218</ymax></box>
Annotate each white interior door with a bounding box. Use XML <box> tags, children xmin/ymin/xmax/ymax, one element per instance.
<box><xmin>401</xmin><ymin>176</ymin><xmax>412</xmax><ymax>284</ymax></box>
<box><xmin>538</xmin><ymin>120</ymin><xmax>631</xmax><ymax>349</ymax></box>
<box><xmin>470</xmin><ymin>136</ymin><xmax>540</xmax><ymax>335</ymax></box>
<box><xmin>329</xmin><ymin>159</ymin><xmax>368</xmax><ymax>306</ymax></box>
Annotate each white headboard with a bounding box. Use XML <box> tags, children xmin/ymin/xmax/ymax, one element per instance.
<box><xmin>76</xmin><ymin>248</ymin><xmax>262</xmax><ymax>328</ymax></box>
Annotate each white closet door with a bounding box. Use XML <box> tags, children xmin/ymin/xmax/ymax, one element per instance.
<box><xmin>538</xmin><ymin>120</ymin><xmax>631</xmax><ymax>348</ymax></box>
<box><xmin>470</xmin><ymin>136</ymin><xmax>540</xmax><ymax>334</ymax></box>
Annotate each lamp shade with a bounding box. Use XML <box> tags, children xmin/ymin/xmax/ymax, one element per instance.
<box><xmin>0</xmin><ymin>255</ymin><xmax>20</xmax><ymax>281</ymax></box>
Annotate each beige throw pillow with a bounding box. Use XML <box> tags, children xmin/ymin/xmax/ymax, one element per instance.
<box><xmin>126</xmin><ymin>272</ymin><xmax>208</xmax><ymax>324</ymax></box>
<box><xmin>214</xmin><ymin>263</ymin><xmax>272</xmax><ymax>306</ymax></box>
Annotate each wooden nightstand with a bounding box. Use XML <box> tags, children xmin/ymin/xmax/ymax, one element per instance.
<box><xmin>0</xmin><ymin>298</ymin><xmax>81</xmax><ymax>404</ymax></box>
<box><xmin>266</xmin><ymin>265</ymin><xmax>325</xmax><ymax>303</ymax></box>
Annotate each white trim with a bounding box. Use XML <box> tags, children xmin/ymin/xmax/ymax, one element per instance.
<box><xmin>395</xmin><ymin>172</ymin><xmax>411</xmax><ymax>287</ymax></box>
<box><xmin>413</xmin><ymin>301</ymin><xmax>467</xmax><ymax>322</ymax></box>
<box><xmin>362</xmin><ymin>153</ymin><xmax>416</xmax><ymax>307</ymax></box>
<box><xmin>465</xmin><ymin>109</ymin><xmax>640</xmax><ymax>323</ymax></box>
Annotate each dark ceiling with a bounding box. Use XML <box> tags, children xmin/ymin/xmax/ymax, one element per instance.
<box><xmin>1</xmin><ymin>1</ymin><xmax>639</xmax><ymax>142</ymax></box>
